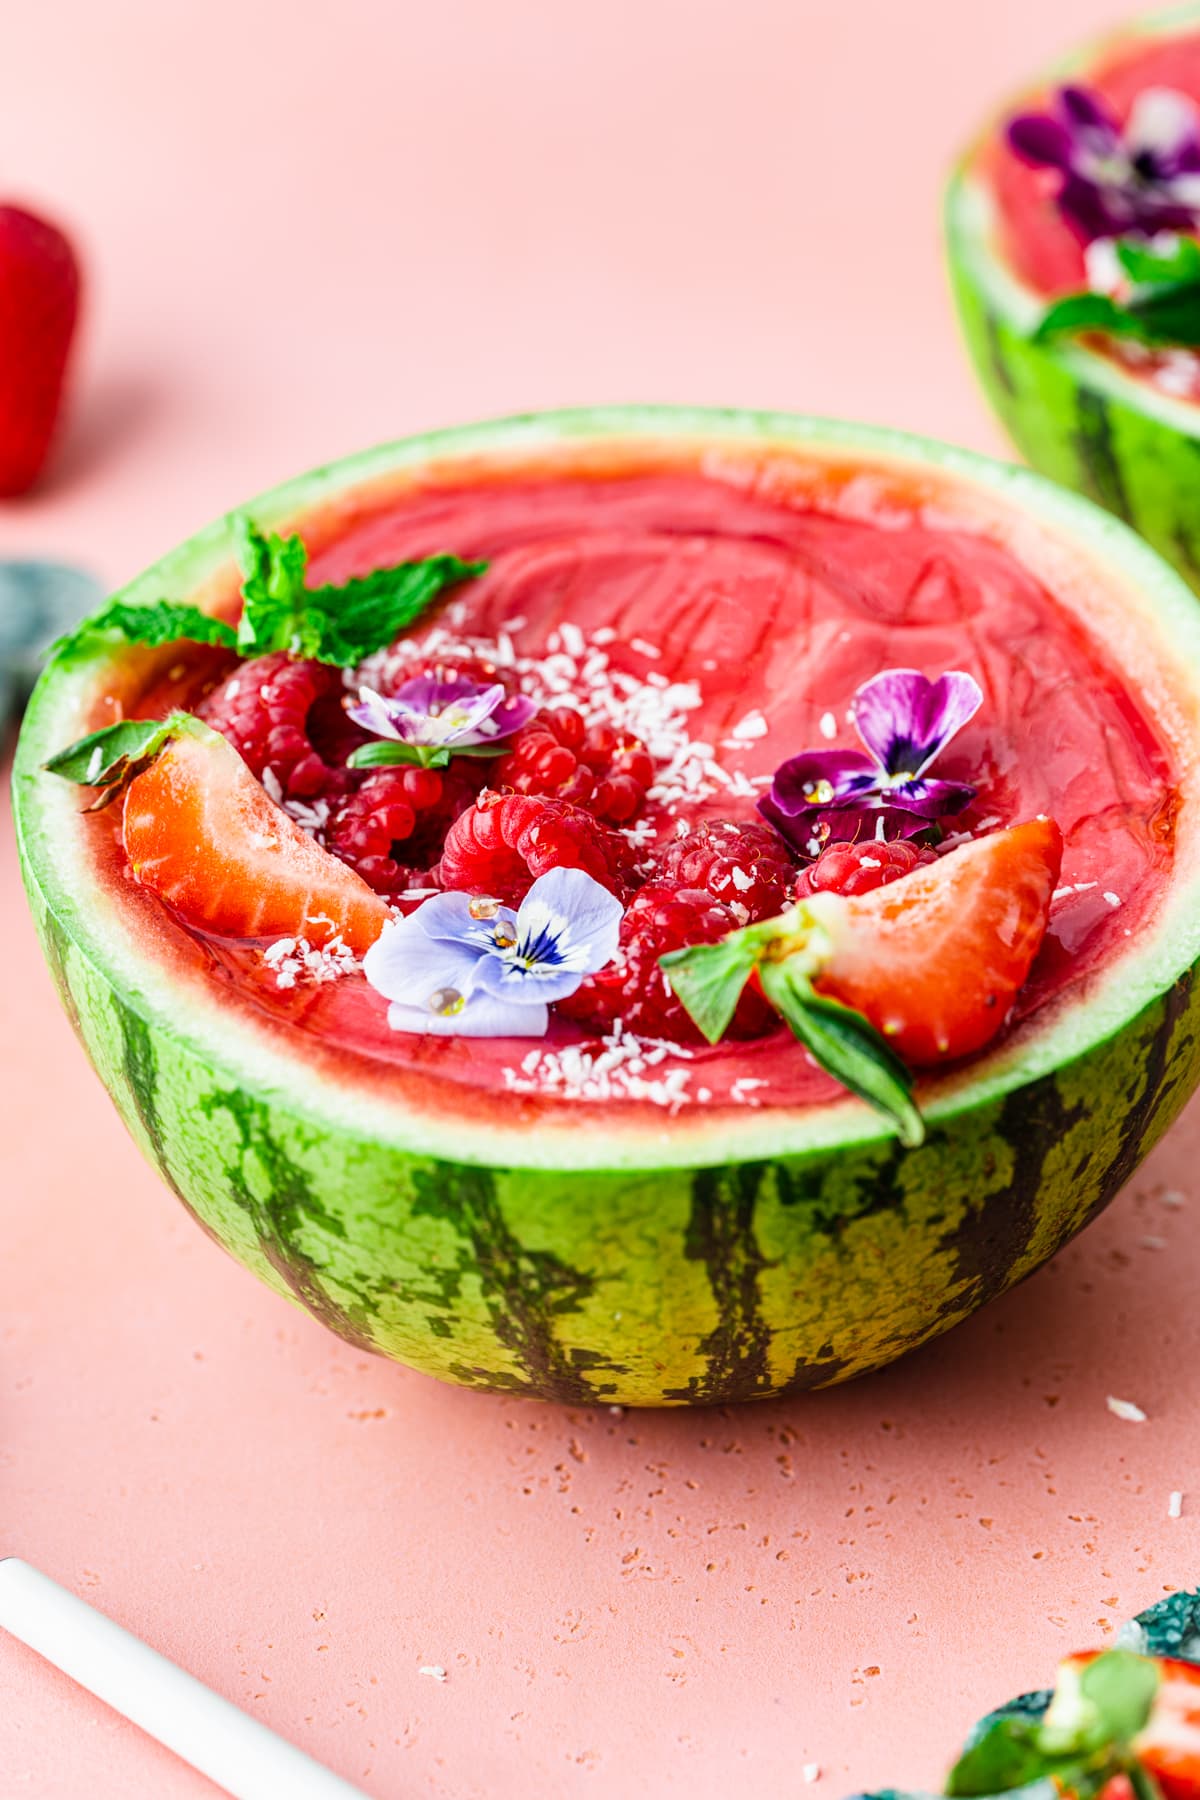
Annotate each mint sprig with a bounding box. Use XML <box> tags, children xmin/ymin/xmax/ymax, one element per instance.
<box><xmin>232</xmin><ymin>516</ymin><xmax>487</xmax><ymax>665</ymax></box>
<box><xmin>42</xmin><ymin>714</ymin><xmax>191</xmax><ymax>808</ymax></box>
<box><xmin>947</xmin><ymin>1651</ymin><xmax>1161</xmax><ymax>1800</ymax></box>
<box><xmin>1035</xmin><ymin>235</ymin><xmax>1200</xmax><ymax>349</ymax></box>
<box><xmin>68</xmin><ymin>516</ymin><xmax>487</xmax><ymax>669</ymax></box>
<box><xmin>660</xmin><ymin>906</ymin><xmax>925</xmax><ymax>1146</ymax></box>
<box><xmin>81</xmin><ymin>599</ymin><xmax>238</xmax><ymax>653</ymax></box>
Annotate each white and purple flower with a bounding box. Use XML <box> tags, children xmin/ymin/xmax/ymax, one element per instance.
<box><xmin>347</xmin><ymin>673</ymin><xmax>536</xmax><ymax>769</ymax></box>
<box><xmin>363</xmin><ymin>866</ymin><xmax>622</xmax><ymax>1037</ymax></box>
<box><xmin>1007</xmin><ymin>84</ymin><xmax>1200</xmax><ymax>242</ymax></box>
<box><xmin>759</xmin><ymin>668</ymin><xmax>982</xmax><ymax>858</ymax></box>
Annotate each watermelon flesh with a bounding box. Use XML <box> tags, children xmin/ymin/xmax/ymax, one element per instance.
<box><xmin>16</xmin><ymin>410</ymin><xmax>1200</xmax><ymax>1404</ymax></box>
<box><xmin>130</xmin><ymin>465</ymin><xmax>1176</xmax><ymax>1120</ymax></box>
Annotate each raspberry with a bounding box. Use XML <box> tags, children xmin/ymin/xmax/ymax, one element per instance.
<box><xmin>559</xmin><ymin>883</ymin><xmax>772</xmax><ymax>1042</ymax></box>
<box><xmin>654</xmin><ymin>818</ymin><xmax>794</xmax><ymax>924</ymax></box>
<box><xmin>794</xmin><ymin>837</ymin><xmax>939</xmax><ymax>898</ymax></box>
<box><xmin>437</xmin><ymin>789</ymin><xmax>635</xmax><ymax>905</ymax></box>
<box><xmin>199</xmin><ymin>652</ymin><xmax>354</xmax><ymax>800</ymax></box>
<box><xmin>327</xmin><ymin>764</ymin><xmax>476</xmax><ymax>898</ymax></box>
<box><xmin>494</xmin><ymin>708</ymin><xmax>655</xmax><ymax>825</ymax></box>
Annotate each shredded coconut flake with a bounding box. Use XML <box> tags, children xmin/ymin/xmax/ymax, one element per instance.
<box><xmin>419</xmin><ymin>1665</ymin><xmax>447</xmax><ymax>1683</ymax></box>
<box><xmin>1170</xmin><ymin>1491</ymin><xmax>1185</xmax><ymax>1519</ymax></box>
<box><xmin>803</xmin><ymin>1766</ymin><xmax>822</xmax><ymax>1785</ymax></box>
<box><xmin>262</xmin><ymin>934</ymin><xmax>359</xmax><ymax>990</ymax></box>
<box><xmin>502</xmin><ymin>1024</ymin><xmax>700</xmax><ymax>1108</ymax></box>
<box><xmin>1103</xmin><ymin>891</ymin><xmax>1122</xmax><ymax>908</ymax></box>
<box><xmin>1107</xmin><ymin>1396</ymin><xmax>1148</xmax><ymax>1424</ymax></box>
<box><xmin>818</xmin><ymin>712</ymin><xmax>837</xmax><ymax>740</ymax></box>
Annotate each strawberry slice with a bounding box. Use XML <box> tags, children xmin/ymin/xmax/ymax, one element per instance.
<box><xmin>122</xmin><ymin>720</ymin><xmax>389</xmax><ymax>953</ymax></box>
<box><xmin>812</xmin><ymin>817</ymin><xmax>1063</xmax><ymax>1065</ymax></box>
<box><xmin>1061</xmin><ymin>1652</ymin><xmax>1200</xmax><ymax>1800</ymax></box>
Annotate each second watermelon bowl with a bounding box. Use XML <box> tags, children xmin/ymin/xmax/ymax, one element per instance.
<box><xmin>13</xmin><ymin>406</ymin><xmax>1200</xmax><ymax>1406</ymax></box>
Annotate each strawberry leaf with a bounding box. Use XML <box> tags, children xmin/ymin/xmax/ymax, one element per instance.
<box><xmin>757</xmin><ymin>961</ymin><xmax>925</xmax><ymax>1147</ymax></box>
<box><xmin>75</xmin><ymin>599</ymin><xmax>237</xmax><ymax>652</ymax></box>
<box><xmin>43</xmin><ymin>713</ymin><xmax>188</xmax><ymax>803</ymax></box>
<box><xmin>658</xmin><ymin>939</ymin><xmax>758</xmax><ymax>1043</ymax></box>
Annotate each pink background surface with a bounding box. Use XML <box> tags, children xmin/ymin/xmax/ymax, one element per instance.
<box><xmin>3</xmin><ymin>2</ymin><xmax>1198</xmax><ymax>1795</ymax></box>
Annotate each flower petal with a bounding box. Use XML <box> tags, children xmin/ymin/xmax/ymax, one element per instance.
<box><xmin>385</xmin><ymin>994</ymin><xmax>549</xmax><ymax>1038</ymax></box>
<box><xmin>470</xmin><ymin>691</ymin><xmax>539</xmax><ymax>741</ymax></box>
<box><xmin>519</xmin><ymin>868</ymin><xmax>623</xmax><ymax>968</ymax></box>
<box><xmin>1006</xmin><ymin>111</ymin><xmax>1075</xmax><ymax>172</ymax></box>
<box><xmin>346</xmin><ymin>685</ymin><xmax>408</xmax><ymax>741</ymax></box>
<box><xmin>404</xmin><ymin>890</ymin><xmax>520</xmax><ymax>948</ymax></box>
<box><xmin>1058</xmin><ymin>84</ymin><xmax>1121</xmax><ymax>146</ymax></box>
<box><xmin>362</xmin><ymin>914</ymin><xmax>483</xmax><ymax>1008</ymax></box>
<box><xmin>764</xmin><ymin>749</ymin><xmax>880</xmax><ymax>817</ymax></box>
<box><xmin>1127</xmin><ymin>87</ymin><xmax>1200</xmax><ymax>177</ymax></box>
<box><xmin>851</xmin><ymin>669</ymin><xmax>982</xmax><ymax>778</ymax></box>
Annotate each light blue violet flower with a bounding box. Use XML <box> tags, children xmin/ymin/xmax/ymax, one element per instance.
<box><xmin>347</xmin><ymin>673</ymin><xmax>537</xmax><ymax>769</ymax></box>
<box><xmin>760</xmin><ymin>667</ymin><xmax>983</xmax><ymax>859</ymax></box>
<box><xmin>363</xmin><ymin>867</ymin><xmax>623</xmax><ymax>1037</ymax></box>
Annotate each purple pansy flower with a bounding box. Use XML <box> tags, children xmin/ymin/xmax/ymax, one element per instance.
<box><xmin>347</xmin><ymin>673</ymin><xmax>536</xmax><ymax>767</ymax></box>
<box><xmin>363</xmin><ymin>866</ymin><xmax>622</xmax><ymax>1038</ymax></box>
<box><xmin>759</xmin><ymin>669</ymin><xmax>983</xmax><ymax>859</ymax></box>
<box><xmin>1007</xmin><ymin>84</ymin><xmax>1200</xmax><ymax>242</ymax></box>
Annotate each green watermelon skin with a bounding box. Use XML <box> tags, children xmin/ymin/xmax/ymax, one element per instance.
<box><xmin>23</xmin><ymin>815</ymin><xmax>1200</xmax><ymax>1409</ymax></box>
<box><xmin>16</xmin><ymin>406</ymin><xmax>1200</xmax><ymax>1407</ymax></box>
<box><xmin>944</xmin><ymin>4</ymin><xmax>1200</xmax><ymax>590</ymax></box>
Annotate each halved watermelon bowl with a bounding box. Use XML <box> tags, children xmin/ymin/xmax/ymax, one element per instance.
<box><xmin>14</xmin><ymin>405</ymin><xmax>1200</xmax><ymax>1407</ymax></box>
<box><xmin>946</xmin><ymin>5</ymin><xmax>1200</xmax><ymax>588</ymax></box>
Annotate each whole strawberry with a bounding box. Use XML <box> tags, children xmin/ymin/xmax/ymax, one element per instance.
<box><xmin>0</xmin><ymin>204</ymin><xmax>81</xmax><ymax>495</ymax></box>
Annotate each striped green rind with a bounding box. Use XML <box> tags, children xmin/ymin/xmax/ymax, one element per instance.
<box><xmin>16</xmin><ymin>406</ymin><xmax>1200</xmax><ymax>1406</ymax></box>
<box><xmin>945</xmin><ymin>4</ymin><xmax>1200</xmax><ymax>589</ymax></box>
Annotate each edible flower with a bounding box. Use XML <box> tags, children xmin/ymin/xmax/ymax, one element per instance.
<box><xmin>346</xmin><ymin>674</ymin><xmax>537</xmax><ymax>769</ymax></box>
<box><xmin>1007</xmin><ymin>84</ymin><xmax>1200</xmax><ymax>242</ymax></box>
<box><xmin>363</xmin><ymin>866</ymin><xmax>622</xmax><ymax>1037</ymax></box>
<box><xmin>759</xmin><ymin>668</ymin><xmax>982</xmax><ymax>859</ymax></box>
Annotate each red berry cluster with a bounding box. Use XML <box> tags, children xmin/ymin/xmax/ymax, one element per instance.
<box><xmin>326</xmin><ymin>765</ymin><xmax>478</xmax><ymax>896</ymax></box>
<box><xmin>438</xmin><ymin>789</ymin><xmax>635</xmax><ymax>907</ymax></box>
<box><xmin>494</xmin><ymin>708</ymin><xmax>654</xmax><ymax>825</ymax></box>
<box><xmin>794</xmin><ymin>837</ymin><xmax>938</xmax><ymax>898</ymax></box>
<box><xmin>199</xmin><ymin>653</ymin><xmax>354</xmax><ymax>800</ymax></box>
<box><xmin>655</xmin><ymin>818</ymin><xmax>794</xmax><ymax>923</ymax></box>
<box><xmin>558</xmin><ymin>882</ymin><xmax>772</xmax><ymax>1042</ymax></box>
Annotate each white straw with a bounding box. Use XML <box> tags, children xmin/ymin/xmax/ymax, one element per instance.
<box><xmin>0</xmin><ymin>1558</ymin><xmax>370</xmax><ymax>1799</ymax></box>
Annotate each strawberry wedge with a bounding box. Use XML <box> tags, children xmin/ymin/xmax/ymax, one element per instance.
<box><xmin>122</xmin><ymin>720</ymin><xmax>389</xmax><ymax>953</ymax></box>
<box><xmin>813</xmin><ymin>817</ymin><xmax>1064</xmax><ymax>1064</ymax></box>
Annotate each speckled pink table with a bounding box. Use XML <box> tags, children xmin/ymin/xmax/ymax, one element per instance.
<box><xmin>4</xmin><ymin>1</ymin><xmax>1196</xmax><ymax>1794</ymax></box>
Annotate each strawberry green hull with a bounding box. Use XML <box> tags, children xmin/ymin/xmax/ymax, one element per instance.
<box><xmin>25</xmin><ymin>860</ymin><xmax>1200</xmax><ymax>1405</ymax></box>
<box><xmin>17</xmin><ymin>407</ymin><xmax>1200</xmax><ymax>1407</ymax></box>
<box><xmin>946</xmin><ymin>247</ymin><xmax>1200</xmax><ymax>588</ymax></box>
<box><xmin>945</xmin><ymin>5</ymin><xmax>1200</xmax><ymax>590</ymax></box>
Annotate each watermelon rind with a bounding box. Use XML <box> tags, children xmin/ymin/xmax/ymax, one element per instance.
<box><xmin>945</xmin><ymin>4</ymin><xmax>1200</xmax><ymax>590</ymax></box>
<box><xmin>14</xmin><ymin>405</ymin><xmax>1200</xmax><ymax>1406</ymax></box>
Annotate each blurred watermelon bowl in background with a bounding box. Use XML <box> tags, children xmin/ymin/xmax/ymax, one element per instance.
<box><xmin>13</xmin><ymin>406</ymin><xmax>1200</xmax><ymax>1407</ymax></box>
<box><xmin>946</xmin><ymin>5</ymin><xmax>1200</xmax><ymax>589</ymax></box>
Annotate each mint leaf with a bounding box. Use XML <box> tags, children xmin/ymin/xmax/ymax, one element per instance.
<box><xmin>1035</xmin><ymin>292</ymin><xmax>1136</xmax><ymax>343</ymax></box>
<box><xmin>1115</xmin><ymin>235</ymin><xmax>1200</xmax><ymax>286</ymax></box>
<box><xmin>659</xmin><ymin>939</ymin><xmax>758</xmax><ymax>1043</ymax></box>
<box><xmin>73</xmin><ymin>599</ymin><xmax>237</xmax><ymax>653</ymax></box>
<box><xmin>308</xmin><ymin>555</ymin><xmax>488</xmax><ymax>664</ymax></box>
<box><xmin>757</xmin><ymin>961</ymin><xmax>925</xmax><ymax>1146</ymax></box>
<box><xmin>43</xmin><ymin>714</ymin><xmax>185</xmax><ymax>805</ymax></box>
<box><xmin>232</xmin><ymin>515</ymin><xmax>486</xmax><ymax>666</ymax></box>
<box><xmin>945</xmin><ymin>1717</ymin><xmax>1057</xmax><ymax>1796</ymax></box>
